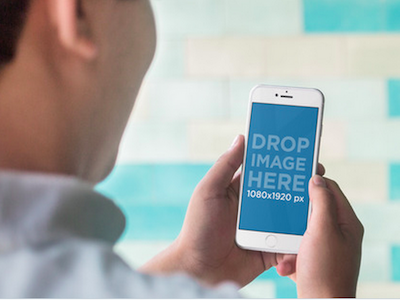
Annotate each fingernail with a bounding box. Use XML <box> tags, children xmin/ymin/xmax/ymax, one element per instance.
<box><xmin>230</xmin><ymin>135</ymin><xmax>240</xmax><ymax>149</ymax></box>
<box><xmin>313</xmin><ymin>175</ymin><xmax>326</xmax><ymax>187</ymax></box>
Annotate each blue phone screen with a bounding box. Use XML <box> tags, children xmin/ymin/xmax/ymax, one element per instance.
<box><xmin>239</xmin><ymin>102</ymin><xmax>319</xmax><ymax>236</ymax></box>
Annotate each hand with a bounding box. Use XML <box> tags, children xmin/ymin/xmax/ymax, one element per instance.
<box><xmin>276</xmin><ymin>175</ymin><xmax>364</xmax><ymax>298</ymax></box>
<box><xmin>141</xmin><ymin>135</ymin><xmax>292</xmax><ymax>287</ymax></box>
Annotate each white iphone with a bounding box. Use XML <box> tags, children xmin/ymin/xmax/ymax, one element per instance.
<box><xmin>236</xmin><ymin>84</ymin><xmax>324</xmax><ymax>254</ymax></box>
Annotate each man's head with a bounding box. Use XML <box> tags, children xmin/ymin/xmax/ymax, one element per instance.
<box><xmin>0</xmin><ymin>1</ymin><xmax>30</xmax><ymax>65</ymax></box>
<box><xmin>0</xmin><ymin>0</ymin><xmax>156</xmax><ymax>183</ymax></box>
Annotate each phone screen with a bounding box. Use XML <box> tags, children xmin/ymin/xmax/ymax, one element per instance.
<box><xmin>239</xmin><ymin>102</ymin><xmax>319</xmax><ymax>236</ymax></box>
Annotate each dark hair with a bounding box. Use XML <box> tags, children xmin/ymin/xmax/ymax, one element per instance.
<box><xmin>0</xmin><ymin>0</ymin><xmax>30</xmax><ymax>65</ymax></box>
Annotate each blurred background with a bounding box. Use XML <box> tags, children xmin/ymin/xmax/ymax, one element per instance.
<box><xmin>96</xmin><ymin>0</ymin><xmax>400</xmax><ymax>297</ymax></box>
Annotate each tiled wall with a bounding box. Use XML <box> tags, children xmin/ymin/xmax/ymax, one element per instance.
<box><xmin>96</xmin><ymin>0</ymin><xmax>400</xmax><ymax>298</ymax></box>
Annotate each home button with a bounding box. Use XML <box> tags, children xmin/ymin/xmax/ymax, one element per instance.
<box><xmin>265</xmin><ymin>235</ymin><xmax>277</xmax><ymax>248</ymax></box>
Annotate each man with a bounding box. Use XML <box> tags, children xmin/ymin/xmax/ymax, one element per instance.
<box><xmin>0</xmin><ymin>0</ymin><xmax>363</xmax><ymax>297</ymax></box>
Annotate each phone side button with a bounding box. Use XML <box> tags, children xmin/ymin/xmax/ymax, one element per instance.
<box><xmin>265</xmin><ymin>235</ymin><xmax>277</xmax><ymax>248</ymax></box>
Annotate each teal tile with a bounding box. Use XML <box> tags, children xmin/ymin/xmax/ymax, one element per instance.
<box><xmin>276</xmin><ymin>277</ymin><xmax>297</xmax><ymax>298</ymax></box>
<box><xmin>121</xmin><ymin>205</ymin><xmax>186</xmax><ymax>240</ymax></box>
<box><xmin>153</xmin><ymin>164</ymin><xmax>211</xmax><ymax>203</ymax></box>
<box><xmin>96</xmin><ymin>164</ymin><xmax>213</xmax><ymax>205</ymax></box>
<box><xmin>253</xmin><ymin>268</ymin><xmax>297</xmax><ymax>297</ymax></box>
<box><xmin>304</xmin><ymin>0</ymin><xmax>385</xmax><ymax>32</ymax></box>
<box><xmin>388</xmin><ymin>79</ymin><xmax>400</xmax><ymax>117</ymax></box>
<box><xmin>390</xmin><ymin>164</ymin><xmax>400</xmax><ymax>200</ymax></box>
<box><xmin>257</xmin><ymin>268</ymin><xmax>281</xmax><ymax>280</ymax></box>
<box><xmin>386</xmin><ymin>0</ymin><xmax>400</xmax><ymax>31</ymax></box>
<box><xmin>392</xmin><ymin>245</ymin><xmax>400</xmax><ymax>281</ymax></box>
<box><xmin>96</xmin><ymin>165</ymin><xmax>154</xmax><ymax>204</ymax></box>
<box><xmin>255</xmin><ymin>270</ymin><xmax>297</xmax><ymax>298</ymax></box>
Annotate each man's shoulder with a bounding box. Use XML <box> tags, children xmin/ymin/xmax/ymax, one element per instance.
<box><xmin>0</xmin><ymin>238</ymin><xmax>240</xmax><ymax>298</ymax></box>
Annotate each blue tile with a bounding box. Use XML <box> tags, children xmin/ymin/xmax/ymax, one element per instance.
<box><xmin>386</xmin><ymin>0</ymin><xmax>400</xmax><ymax>31</ymax></box>
<box><xmin>391</xmin><ymin>245</ymin><xmax>400</xmax><ymax>281</ymax></box>
<box><xmin>388</xmin><ymin>79</ymin><xmax>400</xmax><ymax>117</ymax></box>
<box><xmin>304</xmin><ymin>0</ymin><xmax>385</xmax><ymax>33</ymax></box>
<box><xmin>390</xmin><ymin>164</ymin><xmax>400</xmax><ymax>200</ymax></box>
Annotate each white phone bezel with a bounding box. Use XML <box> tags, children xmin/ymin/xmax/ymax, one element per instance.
<box><xmin>235</xmin><ymin>84</ymin><xmax>324</xmax><ymax>254</ymax></box>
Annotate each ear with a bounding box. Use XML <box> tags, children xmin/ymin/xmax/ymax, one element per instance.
<box><xmin>46</xmin><ymin>0</ymin><xmax>97</xmax><ymax>60</ymax></box>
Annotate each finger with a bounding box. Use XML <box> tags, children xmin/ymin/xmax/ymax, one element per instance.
<box><xmin>231</xmin><ymin>170</ymin><xmax>242</xmax><ymax>196</ymax></box>
<box><xmin>317</xmin><ymin>163</ymin><xmax>325</xmax><ymax>176</ymax></box>
<box><xmin>325</xmin><ymin>178</ymin><xmax>354</xmax><ymax>219</ymax></box>
<box><xmin>308</xmin><ymin>175</ymin><xmax>338</xmax><ymax>232</ymax></box>
<box><xmin>200</xmin><ymin>135</ymin><xmax>245</xmax><ymax>191</ymax></box>
<box><xmin>324</xmin><ymin>178</ymin><xmax>363</xmax><ymax>234</ymax></box>
<box><xmin>275</xmin><ymin>254</ymin><xmax>297</xmax><ymax>277</ymax></box>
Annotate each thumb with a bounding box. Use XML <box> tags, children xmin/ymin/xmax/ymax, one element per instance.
<box><xmin>308</xmin><ymin>175</ymin><xmax>338</xmax><ymax>232</ymax></box>
<box><xmin>200</xmin><ymin>135</ymin><xmax>244</xmax><ymax>191</ymax></box>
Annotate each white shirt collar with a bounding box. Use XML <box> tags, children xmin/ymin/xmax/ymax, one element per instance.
<box><xmin>0</xmin><ymin>171</ymin><xmax>125</xmax><ymax>252</ymax></box>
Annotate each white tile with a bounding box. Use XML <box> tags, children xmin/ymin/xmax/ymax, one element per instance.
<box><xmin>229</xmin><ymin>79</ymin><xmax>333</xmax><ymax>120</ymax></box>
<box><xmin>357</xmin><ymin>282</ymin><xmax>400</xmax><ymax>298</ymax></box>
<box><xmin>239</xmin><ymin>280</ymin><xmax>275</xmax><ymax>298</ymax></box>
<box><xmin>355</xmin><ymin>203</ymin><xmax>400</xmax><ymax>244</ymax></box>
<box><xmin>359</xmin><ymin>243</ymin><xmax>390</xmax><ymax>282</ymax></box>
<box><xmin>229</xmin><ymin>80</ymin><xmax>264</xmax><ymax>120</ymax></box>
<box><xmin>147</xmin><ymin>39</ymin><xmax>185</xmax><ymax>78</ymax></box>
<box><xmin>319</xmin><ymin>120</ymin><xmax>347</xmax><ymax>161</ymax></box>
<box><xmin>151</xmin><ymin>0</ymin><xmax>225</xmax><ymax>37</ymax></box>
<box><xmin>116</xmin><ymin>120</ymin><xmax>188</xmax><ymax>163</ymax></box>
<box><xmin>187</xmin><ymin>36</ymin><xmax>347</xmax><ymax>78</ymax></box>
<box><xmin>312</xmin><ymin>79</ymin><xmax>387</xmax><ymax>121</ymax></box>
<box><xmin>322</xmin><ymin>161</ymin><xmax>388</xmax><ymax>203</ymax></box>
<box><xmin>348</xmin><ymin>35</ymin><xmax>400</xmax><ymax>77</ymax></box>
<box><xmin>115</xmin><ymin>241</ymin><xmax>172</xmax><ymax>268</ymax></box>
<box><xmin>265</xmin><ymin>36</ymin><xmax>347</xmax><ymax>78</ymax></box>
<box><xmin>229</xmin><ymin>78</ymin><xmax>387</xmax><ymax>121</ymax></box>
<box><xmin>130</xmin><ymin>85</ymin><xmax>151</xmax><ymax>121</ymax></box>
<box><xmin>188</xmin><ymin>121</ymin><xmax>245</xmax><ymax>162</ymax></box>
<box><xmin>349</xmin><ymin>120</ymin><xmax>400</xmax><ymax>160</ymax></box>
<box><xmin>226</xmin><ymin>0</ymin><xmax>302</xmax><ymax>36</ymax></box>
<box><xmin>187</xmin><ymin>38</ymin><xmax>270</xmax><ymax>78</ymax></box>
<box><xmin>144</xmin><ymin>79</ymin><xmax>229</xmax><ymax>121</ymax></box>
